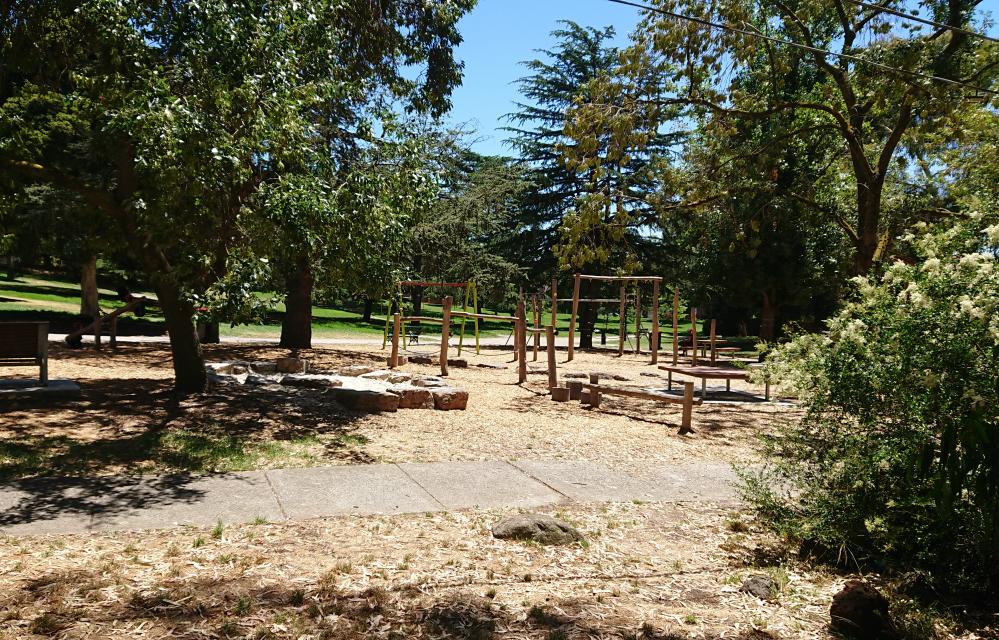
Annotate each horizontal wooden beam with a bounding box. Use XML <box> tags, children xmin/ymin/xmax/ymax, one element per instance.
<box><xmin>450</xmin><ymin>311</ymin><xmax>518</xmax><ymax>322</ymax></box>
<box><xmin>576</xmin><ymin>274</ymin><xmax>663</xmax><ymax>282</ymax></box>
<box><xmin>581</xmin><ymin>383</ymin><xmax>703</xmax><ymax>406</ymax></box>
<box><xmin>398</xmin><ymin>281</ymin><xmax>468</xmax><ymax>288</ymax></box>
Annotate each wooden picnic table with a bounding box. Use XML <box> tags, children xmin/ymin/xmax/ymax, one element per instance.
<box><xmin>659</xmin><ymin>364</ymin><xmax>769</xmax><ymax>400</ymax></box>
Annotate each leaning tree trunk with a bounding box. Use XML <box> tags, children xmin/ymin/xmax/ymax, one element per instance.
<box><xmin>760</xmin><ymin>290</ymin><xmax>778</xmax><ymax>342</ymax></box>
<box><xmin>280</xmin><ymin>253</ymin><xmax>313</xmax><ymax>349</ymax></box>
<box><xmin>155</xmin><ymin>279</ymin><xmax>207</xmax><ymax>393</ymax></box>
<box><xmin>80</xmin><ymin>254</ymin><xmax>100</xmax><ymax>318</ymax></box>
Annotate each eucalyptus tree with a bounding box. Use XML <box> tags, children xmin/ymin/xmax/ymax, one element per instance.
<box><xmin>1</xmin><ymin>0</ymin><xmax>474</xmax><ymax>390</ymax></box>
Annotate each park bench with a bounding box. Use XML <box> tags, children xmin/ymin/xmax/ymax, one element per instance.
<box><xmin>579</xmin><ymin>378</ymin><xmax>701</xmax><ymax>434</ymax></box>
<box><xmin>0</xmin><ymin>321</ymin><xmax>48</xmax><ymax>385</ymax></box>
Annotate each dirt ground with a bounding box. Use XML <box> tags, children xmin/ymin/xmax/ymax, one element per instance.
<box><xmin>0</xmin><ymin>342</ymin><xmax>794</xmax><ymax>478</ymax></box>
<box><xmin>0</xmin><ymin>500</ymin><xmax>846</xmax><ymax>639</ymax></box>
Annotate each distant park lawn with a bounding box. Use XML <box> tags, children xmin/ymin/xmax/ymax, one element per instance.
<box><xmin>0</xmin><ymin>270</ymin><xmax>746</xmax><ymax>345</ymax></box>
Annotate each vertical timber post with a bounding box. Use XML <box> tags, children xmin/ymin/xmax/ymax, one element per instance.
<box><xmin>551</xmin><ymin>277</ymin><xmax>558</xmax><ymax>329</ymax></box>
<box><xmin>568</xmin><ymin>273</ymin><xmax>580</xmax><ymax>361</ymax></box>
<box><xmin>618</xmin><ymin>283</ymin><xmax>626</xmax><ymax>356</ymax></box>
<box><xmin>546</xmin><ymin>326</ymin><xmax>557</xmax><ymax>390</ymax></box>
<box><xmin>710</xmin><ymin>318</ymin><xmax>717</xmax><ymax>363</ymax></box>
<box><xmin>532</xmin><ymin>295</ymin><xmax>540</xmax><ymax>361</ymax></box>
<box><xmin>439</xmin><ymin>296</ymin><xmax>452</xmax><ymax>377</ymax></box>
<box><xmin>679</xmin><ymin>381</ymin><xmax>694</xmax><ymax>434</ymax></box>
<box><xmin>691</xmin><ymin>307</ymin><xmax>699</xmax><ymax>366</ymax></box>
<box><xmin>672</xmin><ymin>287</ymin><xmax>680</xmax><ymax>365</ymax></box>
<box><xmin>390</xmin><ymin>312</ymin><xmax>401</xmax><ymax>368</ymax></box>
<box><xmin>651</xmin><ymin>279</ymin><xmax>660</xmax><ymax>364</ymax></box>
<box><xmin>634</xmin><ymin>283</ymin><xmax>641</xmax><ymax>355</ymax></box>
<box><xmin>517</xmin><ymin>298</ymin><xmax>528</xmax><ymax>383</ymax></box>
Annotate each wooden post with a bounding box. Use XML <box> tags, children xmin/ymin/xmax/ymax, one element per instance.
<box><xmin>546</xmin><ymin>326</ymin><xmax>557</xmax><ymax>390</ymax></box>
<box><xmin>517</xmin><ymin>298</ymin><xmax>528</xmax><ymax>383</ymax></box>
<box><xmin>390</xmin><ymin>313</ymin><xmax>401</xmax><ymax>368</ymax></box>
<box><xmin>532</xmin><ymin>295</ymin><xmax>540</xmax><ymax>361</ymax></box>
<box><xmin>672</xmin><ymin>288</ymin><xmax>680</xmax><ymax>365</ymax></box>
<box><xmin>691</xmin><ymin>307</ymin><xmax>699</xmax><ymax>366</ymax></box>
<box><xmin>651</xmin><ymin>279</ymin><xmax>660</xmax><ymax>364</ymax></box>
<box><xmin>679</xmin><ymin>381</ymin><xmax>694</xmax><ymax>434</ymax></box>
<box><xmin>709</xmin><ymin>318</ymin><xmax>717</xmax><ymax>363</ymax></box>
<box><xmin>94</xmin><ymin>316</ymin><xmax>102</xmax><ymax>349</ymax></box>
<box><xmin>551</xmin><ymin>277</ymin><xmax>558</xmax><ymax>329</ymax></box>
<box><xmin>439</xmin><ymin>297</ymin><xmax>452</xmax><ymax>377</ymax></box>
<box><xmin>634</xmin><ymin>284</ymin><xmax>641</xmax><ymax>354</ymax></box>
<box><xmin>567</xmin><ymin>273</ymin><xmax>581</xmax><ymax>361</ymax></box>
<box><xmin>110</xmin><ymin>317</ymin><xmax>118</xmax><ymax>349</ymax></box>
<box><xmin>617</xmin><ymin>283</ymin><xmax>626</xmax><ymax>357</ymax></box>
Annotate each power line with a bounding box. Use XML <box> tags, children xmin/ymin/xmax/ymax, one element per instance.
<box><xmin>605</xmin><ymin>0</ymin><xmax>999</xmax><ymax>97</ymax></box>
<box><xmin>840</xmin><ymin>0</ymin><xmax>999</xmax><ymax>45</ymax></box>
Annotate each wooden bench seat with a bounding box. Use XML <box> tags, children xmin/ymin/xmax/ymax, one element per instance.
<box><xmin>0</xmin><ymin>321</ymin><xmax>48</xmax><ymax>385</ymax></box>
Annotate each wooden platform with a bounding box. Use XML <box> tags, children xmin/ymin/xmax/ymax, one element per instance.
<box><xmin>579</xmin><ymin>381</ymin><xmax>700</xmax><ymax>434</ymax></box>
<box><xmin>659</xmin><ymin>364</ymin><xmax>769</xmax><ymax>400</ymax></box>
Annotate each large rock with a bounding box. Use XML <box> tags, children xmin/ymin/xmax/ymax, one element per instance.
<box><xmin>741</xmin><ymin>574</ymin><xmax>778</xmax><ymax>601</ymax></box>
<box><xmin>245</xmin><ymin>372</ymin><xmax>285</xmax><ymax>386</ymax></box>
<box><xmin>409</xmin><ymin>355</ymin><xmax>437</xmax><ymax>365</ymax></box>
<box><xmin>491</xmin><ymin>514</ymin><xmax>584</xmax><ymax>545</ymax></box>
<box><xmin>829</xmin><ymin>580</ymin><xmax>897</xmax><ymax>640</ymax></box>
<box><xmin>337</xmin><ymin>364</ymin><xmax>380</xmax><ymax>377</ymax></box>
<box><xmin>328</xmin><ymin>387</ymin><xmax>399</xmax><ymax>412</ymax></box>
<box><xmin>276</xmin><ymin>357</ymin><xmax>308</xmax><ymax>374</ymax></box>
<box><xmin>412</xmin><ymin>376</ymin><xmax>448</xmax><ymax>388</ymax></box>
<box><xmin>388</xmin><ymin>384</ymin><xmax>434</xmax><ymax>409</ymax></box>
<box><xmin>280</xmin><ymin>374</ymin><xmax>343</xmax><ymax>390</ymax></box>
<box><xmin>361</xmin><ymin>370</ymin><xmax>414</xmax><ymax>384</ymax></box>
<box><xmin>446</xmin><ymin>358</ymin><xmax>468</xmax><ymax>368</ymax></box>
<box><xmin>431</xmin><ymin>386</ymin><xmax>468</xmax><ymax>411</ymax></box>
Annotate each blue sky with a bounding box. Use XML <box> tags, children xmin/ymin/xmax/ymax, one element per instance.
<box><xmin>444</xmin><ymin>0</ymin><xmax>999</xmax><ymax>157</ymax></box>
<box><xmin>443</xmin><ymin>0</ymin><xmax>642</xmax><ymax>156</ymax></box>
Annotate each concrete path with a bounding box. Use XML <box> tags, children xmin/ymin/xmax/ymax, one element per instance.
<box><xmin>0</xmin><ymin>459</ymin><xmax>739</xmax><ymax>536</ymax></box>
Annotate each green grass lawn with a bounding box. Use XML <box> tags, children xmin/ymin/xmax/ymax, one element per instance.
<box><xmin>0</xmin><ymin>270</ymin><xmax>757</xmax><ymax>348</ymax></box>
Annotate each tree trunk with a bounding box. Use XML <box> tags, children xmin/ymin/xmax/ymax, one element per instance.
<box><xmin>280</xmin><ymin>254</ymin><xmax>313</xmax><ymax>349</ymax></box>
<box><xmin>362</xmin><ymin>298</ymin><xmax>374</xmax><ymax>322</ymax></box>
<box><xmin>760</xmin><ymin>290</ymin><xmax>778</xmax><ymax>341</ymax></box>
<box><xmin>853</xmin><ymin>181</ymin><xmax>884</xmax><ymax>275</ymax></box>
<box><xmin>578</xmin><ymin>280</ymin><xmax>596</xmax><ymax>349</ymax></box>
<box><xmin>80</xmin><ymin>255</ymin><xmax>100</xmax><ymax>318</ymax></box>
<box><xmin>156</xmin><ymin>279</ymin><xmax>207</xmax><ymax>393</ymax></box>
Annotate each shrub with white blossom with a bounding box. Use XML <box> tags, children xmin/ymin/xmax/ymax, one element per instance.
<box><xmin>743</xmin><ymin>215</ymin><xmax>999</xmax><ymax>595</ymax></box>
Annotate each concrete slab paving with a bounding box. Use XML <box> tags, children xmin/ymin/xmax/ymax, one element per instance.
<box><xmin>0</xmin><ymin>459</ymin><xmax>741</xmax><ymax>536</ymax></box>
<box><xmin>89</xmin><ymin>472</ymin><xmax>283</xmax><ymax>531</ymax></box>
<box><xmin>0</xmin><ymin>379</ymin><xmax>81</xmax><ymax>400</ymax></box>
<box><xmin>511</xmin><ymin>460</ymin><xmax>739</xmax><ymax>504</ymax></box>
<box><xmin>397</xmin><ymin>460</ymin><xmax>566</xmax><ymax>510</ymax></box>
<box><xmin>265</xmin><ymin>464</ymin><xmax>443</xmax><ymax>518</ymax></box>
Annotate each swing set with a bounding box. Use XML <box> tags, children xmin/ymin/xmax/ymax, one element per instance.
<box><xmin>381</xmin><ymin>280</ymin><xmax>480</xmax><ymax>355</ymax></box>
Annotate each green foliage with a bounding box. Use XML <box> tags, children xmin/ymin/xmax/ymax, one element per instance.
<box><xmin>744</xmin><ymin>215</ymin><xmax>999</xmax><ymax>595</ymax></box>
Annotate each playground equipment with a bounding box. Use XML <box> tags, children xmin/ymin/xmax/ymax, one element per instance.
<box><xmin>389</xmin><ymin>295</ymin><xmax>528</xmax><ymax>383</ymax></box>
<box><xmin>64</xmin><ymin>296</ymin><xmax>147</xmax><ymax>349</ymax></box>
<box><xmin>555</xmin><ymin>274</ymin><xmax>663</xmax><ymax>363</ymax></box>
<box><xmin>382</xmin><ymin>281</ymin><xmax>479</xmax><ymax>355</ymax></box>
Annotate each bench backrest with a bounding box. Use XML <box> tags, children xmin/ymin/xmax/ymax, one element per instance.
<box><xmin>0</xmin><ymin>322</ymin><xmax>48</xmax><ymax>358</ymax></box>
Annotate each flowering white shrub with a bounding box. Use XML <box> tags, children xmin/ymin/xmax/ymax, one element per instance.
<box><xmin>743</xmin><ymin>216</ymin><xmax>999</xmax><ymax>595</ymax></box>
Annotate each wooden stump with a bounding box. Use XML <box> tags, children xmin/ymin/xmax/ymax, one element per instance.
<box><xmin>551</xmin><ymin>386</ymin><xmax>570</xmax><ymax>402</ymax></box>
<box><xmin>566</xmin><ymin>380</ymin><xmax>583</xmax><ymax>400</ymax></box>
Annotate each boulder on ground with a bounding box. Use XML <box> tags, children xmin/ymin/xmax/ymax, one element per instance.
<box><xmin>446</xmin><ymin>358</ymin><xmax>468</xmax><ymax>368</ymax></box>
<box><xmin>412</xmin><ymin>376</ymin><xmax>448</xmax><ymax>388</ymax></box>
<box><xmin>328</xmin><ymin>387</ymin><xmax>399</xmax><ymax>412</ymax></box>
<box><xmin>491</xmin><ymin>514</ymin><xmax>583</xmax><ymax>545</ymax></box>
<box><xmin>276</xmin><ymin>356</ymin><xmax>308</xmax><ymax>374</ymax></box>
<box><xmin>388</xmin><ymin>384</ymin><xmax>434</xmax><ymax>409</ymax></box>
<box><xmin>245</xmin><ymin>372</ymin><xmax>285</xmax><ymax>386</ymax></box>
<box><xmin>337</xmin><ymin>364</ymin><xmax>379</xmax><ymax>377</ymax></box>
<box><xmin>740</xmin><ymin>574</ymin><xmax>778</xmax><ymax>601</ymax></box>
<box><xmin>829</xmin><ymin>580</ymin><xmax>897</xmax><ymax>640</ymax></box>
<box><xmin>280</xmin><ymin>374</ymin><xmax>343</xmax><ymax>390</ymax></box>
<box><xmin>409</xmin><ymin>355</ymin><xmax>437</xmax><ymax>365</ymax></box>
<box><xmin>361</xmin><ymin>370</ymin><xmax>414</xmax><ymax>384</ymax></box>
<box><xmin>431</xmin><ymin>386</ymin><xmax>469</xmax><ymax>410</ymax></box>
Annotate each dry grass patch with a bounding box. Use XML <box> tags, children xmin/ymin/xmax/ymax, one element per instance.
<box><xmin>0</xmin><ymin>502</ymin><xmax>840</xmax><ymax>639</ymax></box>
